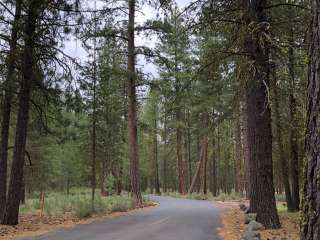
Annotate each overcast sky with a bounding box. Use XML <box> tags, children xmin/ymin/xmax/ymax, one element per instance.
<box><xmin>63</xmin><ymin>0</ymin><xmax>193</xmax><ymax>78</ymax></box>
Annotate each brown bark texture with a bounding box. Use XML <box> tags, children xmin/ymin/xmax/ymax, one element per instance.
<box><xmin>301</xmin><ymin>1</ymin><xmax>320</xmax><ymax>238</ymax></box>
<box><xmin>0</xmin><ymin>0</ymin><xmax>22</xmax><ymax>221</ymax></box>
<box><xmin>271</xmin><ymin>71</ymin><xmax>294</xmax><ymax>212</ymax></box>
<box><xmin>241</xmin><ymin>0</ymin><xmax>280</xmax><ymax>229</ymax></box>
<box><xmin>127</xmin><ymin>0</ymin><xmax>143</xmax><ymax>207</ymax></box>
<box><xmin>2</xmin><ymin>0</ymin><xmax>41</xmax><ymax>226</ymax></box>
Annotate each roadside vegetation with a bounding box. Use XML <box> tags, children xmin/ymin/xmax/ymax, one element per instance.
<box><xmin>1</xmin><ymin>0</ymin><xmax>320</xmax><ymax>239</ymax></box>
<box><xmin>0</xmin><ymin>189</ymin><xmax>154</xmax><ymax>240</ymax></box>
<box><xmin>20</xmin><ymin>189</ymin><xmax>136</xmax><ymax>219</ymax></box>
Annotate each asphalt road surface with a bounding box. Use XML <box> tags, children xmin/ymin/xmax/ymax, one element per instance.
<box><xmin>22</xmin><ymin>196</ymin><xmax>222</xmax><ymax>240</ymax></box>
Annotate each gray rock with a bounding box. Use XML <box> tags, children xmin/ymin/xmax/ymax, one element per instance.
<box><xmin>242</xmin><ymin>230</ymin><xmax>261</xmax><ymax>240</ymax></box>
<box><xmin>248</xmin><ymin>220</ymin><xmax>264</xmax><ymax>231</ymax></box>
<box><xmin>244</xmin><ymin>207</ymin><xmax>251</xmax><ymax>214</ymax></box>
<box><xmin>244</xmin><ymin>213</ymin><xmax>257</xmax><ymax>224</ymax></box>
<box><xmin>239</xmin><ymin>203</ymin><xmax>247</xmax><ymax>211</ymax></box>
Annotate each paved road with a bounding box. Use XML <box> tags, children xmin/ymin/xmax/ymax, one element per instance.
<box><xmin>22</xmin><ymin>196</ymin><xmax>222</xmax><ymax>240</ymax></box>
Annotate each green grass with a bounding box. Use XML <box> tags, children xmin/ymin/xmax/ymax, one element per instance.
<box><xmin>20</xmin><ymin>189</ymin><xmax>135</xmax><ymax>219</ymax></box>
<box><xmin>212</xmin><ymin>191</ymin><xmax>244</xmax><ymax>202</ymax></box>
<box><xmin>276</xmin><ymin>202</ymin><xmax>300</xmax><ymax>221</ymax></box>
<box><xmin>161</xmin><ymin>190</ymin><xmax>244</xmax><ymax>201</ymax></box>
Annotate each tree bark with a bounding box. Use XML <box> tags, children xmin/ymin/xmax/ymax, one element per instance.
<box><xmin>240</xmin><ymin>101</ymin><xmax>250</xmax><ymax>199</ymax></box>
<box><xmin>153</xmin><ymin>116</ymin><xmax>160</xmax><ymax>194</ymax></box>
<box><xmin>186</xmin><ymin>109</ymin><xmax>192</xmax><ymax>187</ymax></box>
<box><xmin>188</xmin><ymin>112</ymin><xmax>208</xmax><ymax>194</ymax></box>
<box><xmin>91</xmin><ymin>5</ymin><xmax>97</xmax><ymax>209</ymax></box>
<box><xmin>176</xmin><ymin>119</ymin><xmax>187</xmax><ymax>194</ymax></box>
<box><xmin>163</xmin><ymin>112</ymin><xmax>168</xmax><ymax>193</ymax></box>
<box><xmin>0</xmin><ymin>0</ymin><xmax>22</xmax><ymax>221</ymax></box>
<box><xmin>199</xmin><ymin>113</ymin><xmax>209</xmax><ymax>194</ymax></box>
<box><xmin>288</xmin><ymin>29</ymin><xmax>300</xmax><ymax>211</ymax></box>
<box><xmin>241</xmin><ymin>0</ymin><xmax>280</xmax><ymax>229</ymax></box>
<box><xmin>234</xmin><ymin>106</ymin><xmax>243</xmax><ymax>194</ymax></box>
<box><xmin>301</xmin><ymin>1</ymin><xmax>320</xmax><ymax>238</ymax></box>
<box><xmin>2</xmin><ymin>0</ymin><xmax>41</xmax><ymax>226</ymax></box>
<box><xmin>100</xmin><ymin>157</ymin><xmax>107</xmax><ymax>196</ymax></box>
<box><xmin>271</xmin><ymin>68</ymin><xmax>294</xmax><ymax>212</ymax></box>
<box><xmin>127</xmin><ymin>0</ymin><xmax>142</xmax><ymax>207</ymax></box>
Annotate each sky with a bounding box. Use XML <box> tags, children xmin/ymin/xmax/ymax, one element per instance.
<box><xmin>63</xmin><ymin>0</ymin><xmax>193</xmax><ymax>78</ymax></box>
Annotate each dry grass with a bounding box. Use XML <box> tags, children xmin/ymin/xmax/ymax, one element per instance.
<box><xmin>218</xmin><ymin>202</ymin><xmax>300</xmax><ymax>240</ymax></box>
<box><xmin>0</xmin><ymin>201</ymin><xmax>157</xmax><ymax>240</ymax></box>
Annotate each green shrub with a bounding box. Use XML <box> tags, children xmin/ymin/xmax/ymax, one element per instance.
<box><xmin>73</xmin><ymin>199</ymin><xmax>93</xmax><ymax>218</ymax></box>
<box><xmin>20</xmin><ymin>189</ymin><xmax>135</xmax><ymax>219</ymax></box>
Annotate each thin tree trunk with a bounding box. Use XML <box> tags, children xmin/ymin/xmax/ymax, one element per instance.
<box><xmin>271</xmin><ymin>68</ymin><xmax>294</xmax><ymax>212</ymax></box>
<box><xmin>241</xmin><ymin>0</ymin><xmax>280</xmax><ymax>229</ymax></box>
<box><xmin>301</xmin><ymin>2</ymin><xmax>320</xmax><ymax>238</ymax></box>
<box><xmin>216</xmin><ymin>125</ymin><xmax>221</xmax><ymax>195</ymax></box>
<box><xmin>2</xmin><ymin>0</ymin><xmax>41</xmax><ymax>226</ymax></box>
<box><xmin>153</xmin><ymin>116</ymin><xmax>160</xmax><ymax>194</ymax></box>
<box><xmin>116</xmin><ymin>164</ymin><xmax>123</xmax><ymax>195</ymax></box>
<box><xmin>127</xmin><ymin>0</ymin><xmax>142</xmax><ymax>206</ymax></box>
<box><xmin>240</xmin><ymin>101</ymin><xmax>250</xmax><ymax>199</ymax></box>
<box><xmin>163</xmin><ymin>112</ymin><xmax>168</xmax><ymax>193</ymax></box>
<box><xmin>100</xmin><ymin>158</ymin><xmax>107</xmax><ymax>196</ymax></box>
<box><xmin>91</xmin><ymin>3</ymin><xmax>97</xmax><ymax>210</ymax></box>
<box><xmin>234</xmin><ymin>107</ymin><xmax>243</xmax><ymax>194</ymax></box>
<box><xmin>0</xmin><ymin>0</ymin><xmax>22</xmax><ymax>221</ymax></box>
<box><xmin>189</xmin><ymin>112</ymin><xmax>208</xmax><ymax>194</ymax></box>
<box><xmin>200</xmin><ymin>112</ymin><xmax>209</xmax><ymax>194</ymax></box>
<box><xmin>211</xmin><ymin>134</ymin><xmax>217</xmax><ymax>196</ymax></box>
<box><xmin>187</xmin><ymin>110</ymin><xmax>192</xmax><ymax>186</ymax></box>
<box><xmin>176</xmin><ymin>120</ymin><xmax>186</xmax><ymax>194</ymax></box>
<box><xmin>288</xmin><ymin>29</ymin><xmax>300</xmax><ymax>211</ymax></box>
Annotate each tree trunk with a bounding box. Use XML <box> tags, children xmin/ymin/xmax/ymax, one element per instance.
<box><xmin>20</xmin><ymin>175</ymin><xmax>25</xmax><ymax>205</ymax></box>
<box><xmin>241</xmin><ymin>0</ymin><xmax>280</xmax><ymax>229</ymax></box>
<box><xmin>216</xmin><ymin>125</ymin><xmax>221</xmax><ymax>195</ymax></box>
<box><xmin>188</xmin><ymin>112</ymin><xmax>208</xmax><ymax>194</ymax></box>
<box><xmin>163</xmin><ymin>112</ymin><xmax>168</xmax><ymax>193</ymax></box>
<box><xmin>100</xmin><ymin>157</ymin><xmax>107</xmax><ymax>196</ymax></box>
<box><xmin>199</xmin><ymin>113</ymin><xmax>209</xmax><ymax>194</ymax></box>
<box><xmin>153</xmin><ymin>116</ymin><xmax>160</xmax><ymax>194</ymax></box>
<box><xmin>116</xmin><ymin>163</ymin><xmax>123</xmax><ymax>195</ymax></box>
<box><xmin>127</xmin><ymin>0</ymin><xmax>142</xmax><ymax>207</ymax></box>
<box><xmin>211</xmin><ymin>134</ymin><xmax>217</xmax><ymax>196</ymax></box>
<box><xmin>91</xmin><ymin>5</ymin><xmax>97</xmax><ymax>210</ymax></box>
<box><xmin>271</xmin><ymin>68</ymin><xmax>294</xmax><ymax>212</ymax></box>
<box><xmin>301</xmin><ymin>2</ymin><xmax>320</xmax><ymax>238</ymax></box>
<box><xmin>234</xmin><ymin>106</ymin><xmax>243</xmax><ymax>194</ymax></box>
<box><xmin>176</xmin><ymin>119</ymin><xmax>186</xmax><ymax>195</ymax></box>
<box><xmin>288</xmin><ymin>29</ymin><xmax>300</xmax><ymax>212</ymax></box>
<box><xmin>0</xmin><ymin>0</ymin><xmax>22</xmax><ymax>221</ymax></box>
<box><xmin>240</xmin><ymin>101</ymin><xmax>250</xmax><ymax>199</ymax></box>
<box><xmin>186</xmin><ymin>109</ymin><xmax>192</xmax><ymax>186</ymax></box>
<box><xmin>2</xmin><ymin>0</ymin><xmax>41</xmax><ymax>226</ymax></box>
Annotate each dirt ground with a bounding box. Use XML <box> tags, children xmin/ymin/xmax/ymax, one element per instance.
<box><xmin>218</xmin><ymin>202</ymin><xmax>300</xmax><ymax>240</ymax></box>
<box><xmin>0</xmin><ymin>202</ymin><xmax>158</xmax><ymax>240</ymax></box>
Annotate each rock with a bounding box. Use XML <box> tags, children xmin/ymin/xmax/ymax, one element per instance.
<box><xmin>248</xmin><ymin>220</ymin><xmax>264</xmax><ymax>231</ymax></box>
<box><xmin>242</xmin><ymin>230</ymin><xmax>261</xmax><ymax>240</ymax></box>
<box><xmin>244</xmin><ymin>207</ymin><xmax>251</xmax><ymax>214</ymax></box>
<box><xmin>239</xmin><ymin>203</ymin><xmax>247</xmax><ymax>211</ymax></box>
<box><xmin>244</xmin><ymin>213</ymin><xmax>257</xmax><ymax>224</ymax></box>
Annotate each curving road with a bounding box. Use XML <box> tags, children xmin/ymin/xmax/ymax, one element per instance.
<box><xmin>21</xmin><ymin>196</ymin><xmax>222</xmax><ymax>240</ymax></box>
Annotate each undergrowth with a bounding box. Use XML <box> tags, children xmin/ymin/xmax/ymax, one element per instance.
<box><xmin>20</xmin><ymin>189</ymin><xmax>135</xmax><ymax>219</ymax></box>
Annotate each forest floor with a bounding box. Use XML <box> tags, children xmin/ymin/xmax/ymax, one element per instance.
<box><xmin>218</xmin><ymin>201</ymin><xmax>300</xmax><ymax>240</ymax></box>
<box><xmin>0</xmin><ymin>201</ymin><xmax>157</xmax><ymax>240</ymax></box>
